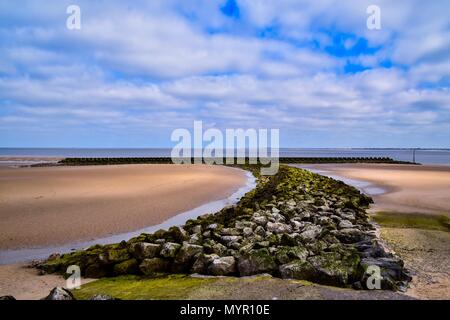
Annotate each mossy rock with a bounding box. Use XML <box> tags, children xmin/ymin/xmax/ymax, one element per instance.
<box><xmin>107</xmin><ymin>249</ymin><xmax>130</xmax><ymax>263</ymax></box>
<box><xmin>113</xmin><ymin>259</ymin><xmax>139</xmax><ymax>275</ymax></box>
<box><xmin>237</xmin><ymin>248</ymin><xmax>277</xmax><ymax>276</ymax></box>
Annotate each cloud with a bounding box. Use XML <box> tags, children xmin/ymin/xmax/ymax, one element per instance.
<box><xmin>0</xmin><ymin>0</ymin><xmax>449</xmax><ymax>147</ymax></box>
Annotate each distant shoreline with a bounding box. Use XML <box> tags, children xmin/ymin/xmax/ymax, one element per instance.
<box><xmin>1</xmin><ymin>147</ymin><xmax>449</xmax><ymax>165</ymax></box>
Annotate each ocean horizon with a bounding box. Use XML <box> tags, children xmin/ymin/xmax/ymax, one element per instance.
<box><xmin>1</xmin><ymin>147</ymin><xmax>449</xmax><ymax>165</ymax></box>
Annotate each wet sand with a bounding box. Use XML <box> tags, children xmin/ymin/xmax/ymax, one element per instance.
<box><xmin>0</xmin><ymin>263</ymin><xmax>94</xmax><ymax>300</ymax></box>
<box><xmin>301</xmin><ymin>164</ymin><xmax>450</xmax><ymax>216</ymax></box>
<box><xmin>0</xmin><ymin>164</ymin><xmax>247</xmax><ymax>250</ymax></box>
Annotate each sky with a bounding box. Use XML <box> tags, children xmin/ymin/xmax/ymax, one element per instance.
<box><xmin>0</xmin><ymin>0</ymin><xmax>449</xmax><ymax>148</ymax></box>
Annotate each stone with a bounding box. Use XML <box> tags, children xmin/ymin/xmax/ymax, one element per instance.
<box><xmin>130</xmin><ymin>242</ymin><xmax>161</xmax><ymax>259</ymax></box>
<box><xmin>279</xmin><ymin>260</ymin><xmax>315</xmax><ymax>280</ymax></box>
<box><xmin>275</xmin><ymin>246</ymin><xmax>309</xmax><ymax>265</ymax></box>
<box><xmin>113</xmin><ymin>258</ymin><xmax>139</xmax><ymax>275</ymax></box>
<box><xmin>188</xmin><ymin>233</ymin><xmax>202</xmax><ymax>245</ymax></box>
<box><xmin>278</xmin><ymin>233</ymin><xmax>299</xmax><ymax>246</ymax></box>
<box><xmin>212</xmin><ymin>242</ymin><xmax>228</xmax><ymax>256</ymax></box>
<box><xmin>106</xmin><ymin>248</ymin><xmax>130</xmax><ymax>263</ymax></box>
<box><xmin>270</xmin><ymin>213</ymin><xmax>286</xmax><ymax>223</ymax></box>
<box><xmin>207</xmin><ymin>223</ymin><xmax>220</xmax><ymax>231</ymax></box>
<box><xmin>359</xmin><ymin>257</ymin><xmax>412</xmax><ymax>290</ymax></box>
<box><xmin>221</xmin><ymin>228</ymin><xmax>240</xmax><ymax>236</ymax></box>
<box><xmin>208</xmin><ymin>256</ymin><xmax>236</xmax><ymax>276</ymax></box>
<box><xmin>237</xmin><ymin>248</ymin><xmax>277</xmax><ymax>276</ymax></box>
<box><xmin>286</xmin><ymin>199</ymin><xmax>296</xmax><ymax>207</ymax></box>
<box><xmin>43</xmin><ymin>287</ymin><xmax>75</xmax><ymax>300</ymax></box>
<box><xmin>0</xmin><ymin>295</ymin><xmax>16</xmax><ymax>300</ymax></box>
<box><xmin>139</xmin><ymin>258</ymin><xmax>170</xmax><ymax>275</ymax></box>
<box><xmin>174</xmin><ymin>242</ymin><xmax>204</xmax><ymax>265</ymax></box>
<box><xmin>191</xmin><ymin>254</ymin><xmax>219</xmax><ymax>274</ymax></box>
<box><xmin>85</xmin><ymin>264</ymin><xmax>108</xmax><ymax>278</ymax></box>
<box><xmin>340</xmin><ymin>213</ymin><xmax>356</xmax><ymax>222</ymax></box>
<box><xmin>307</xmin><ymin>252</ymin><xmax>360</xmax><ymax>286</ymax></box>
<box><xmin>334</xmin><ymin>228</ymin><xmax>370</xmax><ymax>243</ymax></box>
<box><xmin>160</xmin><ymin>242</ymin><xmax>182</xmax><ymax>258</ymax></box>
<box><xmin>168</xmin><ymin>226</ymin><xmax>190</xmax><ymax>242</ymax></box>
<box><xmin>153</xmin><ymin>229</ymin><xmax>168</xmax><ymax>239</ymax></box>
<box><xmin>299</xmin><ymin>225</ymin><xmax>322</xmax><ymax>242</ymax></box>
<box><xmin>191</xmin><ymin>225</ymin><xmax>202</xmax><ymax>234</ymax></box>
<box><xmin>339</xmin><ymin>220</ymin><xmax>354</xmax><ymax>229</ymax></box>
<box><xmin>254</xmin><ymin>226</ymin><xmax>266</xmax><ymax>237</ymax></box>
<box><xmin>266</xmin><ymin>222</ymin><xmax>292</xmax><ymax>234</ymax></box>
<box><xmin>220</xmin><ymin>235</ymin><xmax>242</xmax><ymax>244</ymax></box>
<box><xmin>235</xmin><ymin>221</ymin><xmax>255</xmax><ymax>230</ymax></box>
<box><xmin>242</xmin><ymin>227</ymin><xmax>253</xmax><ymax>237</ymax></box>
<box><xmin>252</xmin><ymin>215</ymin><xmax>267</xmax><ymax>226</ymax></box>
<box><xmin>290</xmin><ymin>220</ymin><xmax>303</xmax><ymax>231</ymax></box>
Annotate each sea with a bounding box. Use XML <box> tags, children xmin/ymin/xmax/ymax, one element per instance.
<box><xmin>1</xmin><ymin>148</ymin><xmax>450</xmax><ymax>165</ymax></box>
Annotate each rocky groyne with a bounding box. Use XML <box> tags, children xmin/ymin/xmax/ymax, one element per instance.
<box><xmin>37</xmin><ymin>165</ymin><xmax>411</xmax><ymax>291</ymax></box>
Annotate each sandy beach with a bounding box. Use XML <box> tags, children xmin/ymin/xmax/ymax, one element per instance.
<box><xmin>299</xmin><ymin>163</ymin><xmax>450</xmax><ymax>299</ymax></box>
<box><xmin>0</xmin><ymin>164</ymin><xmax>247</xmax><ymax>250</ymax></box>
<box><xmin>301</xmin><ymin>164</ymin><xmax>450</xmax><ymax>216</ymax></box>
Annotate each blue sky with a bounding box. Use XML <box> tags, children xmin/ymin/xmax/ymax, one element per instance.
<box><xmin>0</xmin><ymin>0</ymin><xmax>449</xmax><ymax>148</ymax></box>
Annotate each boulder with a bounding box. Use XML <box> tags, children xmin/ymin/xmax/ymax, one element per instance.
<box><xmin>106</xmin><ymin>248</ymin><xmax>130</xmax><ymax>263</ymax></box>
<box><xmin>85</xmin><ymin>264</ymin><xmax>108</xmax><ymax>278</ymax></box>
<box><xmin>113</xmin><ymin>258</ymin><xmax>139</xmax><ymax>275</ymax></box>
<box><xmin>43</xmin><ymin>287</ymin><xmax>75</xmax><ymax>300</ymax></box>
<box><xmin>188</xmin><ymin>233</ymin><xmax>202</xmax><ymax>245</ymax></box>
<box><xmin>242</xmin><ymin>227</ymin><xmax>253</xmax><ymax>237</ymax></box>
<box><xmin>191</xmin><ymin>225</ymin><xmax>202</xmax><ymax>234</ymax></box>
<box><xmin>235</xmin><ymin>220</ymin><xmax>255</xmax><ymax>230</ymax></box>
<box><xmin>220</xmin><ymin>235</ymin><xmax>242</xmax><ymax>245</ymax></box>
<box><xmin>359</xmin><ymin>257</ymin><xmax>412</xmax><ymax>290</ymax></box>
<box><xmin>221</xmin><ymin>228</ymin><xmax>240</xmax><ymax>236</ymax></box>
<box><xmin>160</xmin><ymin>242</ymin><xmax>181</xmax><ymax>258</ymax></box>
<box><xmin>279</xmin><ymin>260</ymin><xmax>316</xmax><ymax>280</ymax></box>
<box><xmin>130</xmin><ymin>242</ymin><xmax>161</xmax><ymax>259</ymax></box>
<box><xmin>275</xmin><ymin>246</ymin><xmax>309</xmax><ymax>265</ymax></box>
<box><xmin>278</xmin><ymin>233</ymin><xmax>299</xmax><ymax>246</ymax></box>
<box><xmin>254</xmin><ymin>226</ymin><xmax>266</xmax><ymax>237</ymax></box>
<box><xmin>168</xmin><ymin>226</ymin><xmax>190</xmax><ymax>242</ymax></box>
<box><xmin>252</xmin><ymin>215</ymin><xmax>267</xmax><ymax>226</ymax></box>
<box><xmin>139</xmin><ymin>258</ymin><xmax>170</xmax><ymax>275</ymax></box>
<box><xmin>290</xmin><ymin>220</ymin><xmax>303</xmax><ymax>231</ymax></box>
<box><xmin>307</xmin><ymin>251</ymin><xmax>359</xmax><ymax>286</ymax></box>
<box><xmin>338</xmin><ymin>220</ymin><xmax>354</xmax><ymax>229</ymax></box>
<box><xmin>237</xmin><ymin>248</ymin><xmax>277</xmax><ymax>276</ymax></box>
<box><xmin>266</xmin><ymin>222</ymin><xmax>292</xmax><ymax>234</ymax></box>
<box><xmin>191</xmin><ymin>254</ymin><xmax>219</xmax><ymax>274</ymax></box>
<box><xmin>208</xmin><ymin>256</ymin><xmax>236</xmax><ymax>276</ymax></box>
<box><xmin>212</xmin><ymin>242</ymin><xmax>228</xmax><ymax>256</ymax></box>
<box><xmin>334</xmin><ymin>228</ymin><xmax>371</xmax><ymax>243</ymax></box>
<box><xmin>174</xmin><ymin>242</ymin><xmax>204</xmax><ymax>266</ymax></box>
<box><xmin>270</xmin><ymin>213</ymin><xmax>286</xmax><ymax>223</ymax></box>
<box><xmin>207</xmin><ymin>223</ymin><xmax>220</xmax><ymax>231</ymax></box>
<box><xmin>299</xmin><ymin>225</ymin><xmax>322</xmax><ymax>242</ymax></box>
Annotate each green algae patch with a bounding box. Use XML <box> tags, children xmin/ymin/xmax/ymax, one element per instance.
<box><xmin>372</xmin><ymin>212</ymin><xmax>450</xmax><ymax>232</ymax></box>
<box><xmin>72</xmin><ymin>275</ymin><xmax>218</xmax><ymax>300</ymax></box>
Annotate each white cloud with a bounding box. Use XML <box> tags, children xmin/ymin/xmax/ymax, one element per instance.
<box><xmin>0</xmin><ymin>0</ymin><xmax>449</xmax><ymax>147</ymax></box>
